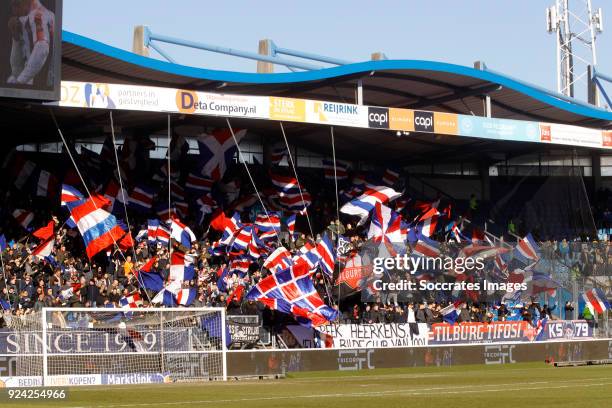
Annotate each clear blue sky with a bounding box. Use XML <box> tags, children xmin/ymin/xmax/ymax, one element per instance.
<box><xmin>63</xmin><ymin>0</ymin><xmax>611</xmax><ymax>99</ymax></box>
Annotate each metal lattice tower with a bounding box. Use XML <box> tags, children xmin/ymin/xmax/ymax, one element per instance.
<box><xmin>546</xmin><ymin>0</ymin><xmax>603</xmax><ymax>99</ymax></box>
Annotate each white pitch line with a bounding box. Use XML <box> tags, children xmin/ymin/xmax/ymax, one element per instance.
<box><xmin>71</xmin><ymin>378</ymin><xmax>612</xmax><ymax>408</ymax></box>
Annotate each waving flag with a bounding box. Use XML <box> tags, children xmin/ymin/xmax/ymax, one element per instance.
<box><xmin>134</xmin><ymin>257</ymin><xmax>163</xmax><ymax>292</ymax></box>
<box><xmin>117</xmin><ymin>230</ymin><xmax>135</xmax><ymax>252</ymax></box>
<box><xmin>61</xmin><ymin>184</ymin><xmax>83</xmax><ymax>206</ymax></box>
<box><xmin>169</xmin><ymin>217</ymin><xmax>196</xmax><ymax>249</ymax></box>
<box><xmin>13</xmin><ymin>157</ymin><xmax>37</xmax><ymax>190</ymax></box>
<box><xmin>32</xmin><ymin>238</ymin><xmax>54</xmax><ymax>259</ymax></box>
<box><xmin>227</xmin><ymin>285</ymin><xmax>245</xmax><ymax>305</ymax></box>
<box><xmin>322</xmin><ymin>159</ymin><xmax>349</xmax><ymax>180</ymax></box>
<box><xmin>230</xmin><ymin>226</ymin><xmax>253</xmax><ymax>251</ymax></box>
<box><xmin>248</xmin><ymin>232</ymin><xmax>270</xmax><ymax>259</ymax></box>
<box><xmin>197</xmin><ymin>128</ymin><xmax>246</xmax><ymax>180</ymax></box>
<box><xmin>246</xmin><ymin>262</ymin><xmax>338</xmax><ymax>327</ymax></box>
<box><xmin>270</xmin><ymin>173</ymin><xmax>300</xmax><ymax>194</ymax></box>
<box><xmin>316</xmin><ymin>235</ymin><xmax>336</xmax><ymax>278</ymax></box>
<box><xmin>367</xmin><ymin>202</ymin><xmax>404</xmax><ymax>243</ymax></box>
<box><xmin>440</xmin><ymin>300</ymin><xmax>462</xmax><ymax>324</ymax></box>
<box><xmin>448</xmin><ymin>222</ymin><xmax>464</xmax><ymax>243</ymax></box>
<box><xmin>103</xmin><ymin>179</ymin><xmax>129</xmax><ymax>213</ymax></box>
<box><xmin>263</xmin><ymin>246</ymin><xmax>293</xmax><ymax>273</ymax></box>
<box><xmin>280</xmin><ymin>191</ymin><xmax>312</xmax><ymax>213</ymax></box>
<box><xmin>169</xmin><ymin>250</ymin><xmax>196</xmax><ymax>282</ymax></box>
<box><xmin>175</xmin><ymin>288</ymin><xmax>197</xmax><ymax>306</ymax></box>
<box><xmin>340</xmin><ymin>186</ymin><xmax>401</xmax><ymax>226</ymax></box>
<box><xmin>156</xmin><ymin>223</ymin><xmax>171</xmax><ymax>245</ymax></box>
<box><xmin>120</xmin><ymin>292</ymin><xmax>143</xmax><ymax>309</ymax></box>
<box><xmin>419</xmin><ymin>215</ymin><xmax>438</xmax><ymax>237</ymax></box>
<box><xmin>66</xmin><ymin>195</ymin><xmax>126</xmax><ymax>258</ymax></box>
<box><xmin>286</xmin><ymin>214</ymin><xmax>296</xmax><ymax>238</ymax></box>
<box><xmin>151</xmin><ymin>280</ymin><xmax>181</xmax><ymax>305</ymax></box>
<box><xmin>31</xmin><ymin>221</ymin><xmax>56</xmax><ymax>260</ymax></box>
<box><xmin>229</xmin><ymin>257</ymin><xmax>251</xmax><ymax>275</ymax></box>
<box><xmin>35</xmin><ymin>170</ymin><xmax>58</xmax><ymax>198</ymax></box>
<box><xmin>412</xmin><ymin>232</ymin><xmax>441</xmax><ymax>258</ymax></box>
<box><xmin>33</xmin><ymin>221</ymin><xmax>55</xmax><ymax>241</ymax></box>
<box><xmin>147</xmin><ymin>219</ymin><xmax>159</xmax><ymax>244</ymax></box>
<box><xmin>230</xmin><ymin>193</ymin><xmax>258</xmax><ymax>212</ymax></box>
<box><xmin>12</xmin><ymin>209</ymin><xmax>34</xmax><ymax>229</ymax></box>
<box><xmin>582</xmin><ymin>288</ymin><xmax>610</xmax><ymax>315</ymax></box>
<box><xmin>129</xmin><ymin>185</ymin><xmax>155</xmax><ymax>211</ymax></box>
<box><xmin>293</xmin><ymin>241</ymin><xmax>320</xmax><ymax>270</ymax></box>
<box><xmin>382</xmin><ymin>168</ymin><xmax>400</xmax><ymax>186</ymax></box>
<box><xmin>515</xmin><ymin>233</ymin><xmax>540</xmax><ymax>263</ymax></box>
<box><xmin>255</xmin><ymin>213</ymin><xmax>281</xmax><ymax>240</ymax></box>
<box><xmin>185</xmin><ymin>173</ymin><xmax>214</xmax><ymax>193</ymax></box>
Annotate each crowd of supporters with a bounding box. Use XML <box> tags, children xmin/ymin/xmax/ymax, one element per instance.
<box><xmin>0</xmin><ymin>146</ymin><xmax>609</xmax><ymax>333</ymax></box>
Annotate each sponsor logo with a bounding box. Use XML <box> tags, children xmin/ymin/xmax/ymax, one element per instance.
<box><xmin>545</xmin><ymin>321</ymin><xmax>590</xmax><ymax>340</ymax></box>
<box><xmin>176</xmin><ymin>90</ymin><xmax>200</xmax><ymax>114</ymax></box>
<box><xmin>389</xmin><ymin>108</ymin><xmax>414</xmax><ymax>131</ymax></box>
<box><xmin>102</xmin><ymin>373</ymin><xmax>168</xmax><ymax>385</ymax></box>
<box><xmin>337</xmin><ymin>349</ymin><xmax>374</xmax><ymax>371</ymax></box>
<box><xmin>368</xmin><ymin>107</ymin><xmax>389</xmax><ymax>129</ymax></box>
<box><xmin>269</xmin><ymin>97</ymin><xmax>306</xmax><ymax>122</ymax></box>
<box><xmin>46</xmin><ymin>375</ymin><xmax>100</xmax><ymax>386</ymax></box>
<box><xmin>433</xmin><ymin>112</ymin><xmax>458</xmax><ymax>135</ymax></box>
<box><xmin>484</xmin><ymin>345</ymin><xmax>516</xmax><ymax>364</ymax></box>
<box><xmin>540</xmin><ymin>124</ymin><xmax>552</xmax><ymax>142</ymax></box>
<box><xmin>313</xmin><ymin>102</ymin><xmax>360</xmax><ymax>123</ymax></box>
<box><xmin>414</xmin><ymin>111</ymin><xmax>434</xmax><ymax>132</ymax></box>
<box><xmin>84</xmin><ymin>83</ymin><xmax>115</xmax><ymax>108</ymax></box>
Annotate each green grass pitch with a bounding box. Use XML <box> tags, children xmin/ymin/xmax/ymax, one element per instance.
<box><xmin>3</xmin><ymin>362</ymin><xmax>612</xmax><ymax>408</ymax></box>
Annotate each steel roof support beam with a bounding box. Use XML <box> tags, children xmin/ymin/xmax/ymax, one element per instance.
<box><xmin>403</xmin><ymin>84</ymin><xmax>502</xmax><ymax>110</ymax></box>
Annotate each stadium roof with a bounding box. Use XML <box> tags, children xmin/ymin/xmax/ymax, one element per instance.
<box><xmin>61</xmin><ymin>31</ymin><xmax>612</xmax><ymax>128</ymax></box>
<box><xmin>2</xmin><ymin>31</ymin><xmax>611</xmax><ymax>165</ymax></box>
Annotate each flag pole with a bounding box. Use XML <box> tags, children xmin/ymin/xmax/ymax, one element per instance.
<box><xmin>109</xmin><ymin>111</ymin><xmax>138</xmax><ymax>260</ymax></box>
<box><xmin>48</xmin><ymin>108</ymin><xmax>127</xmax><ymax>262</ymax></box>
<box><xmin>167</xmin><ymin>114</ymin><xmax>173</xmax><ymax>266</ymax></box>
<box><xmin>279</xmin><ymin>122</ymin><xmax>314</xmax><ymax>239</ymax></box>
<box><xmin>0</xmin><ymin>246</ymin><xmax>9</xmax><ymax>309</ymax></box>
<box><xmin>330</xmin><ymin>126</ymin><xmax>341</xmax><ymax>314</ymax></box>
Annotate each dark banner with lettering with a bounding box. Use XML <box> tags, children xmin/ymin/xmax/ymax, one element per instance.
<box><xmin>429</xmin><ymin>320</ymin><xmax>593</xmax><ymax>345</ymax></box>
<box><xmin>0</xmin><ymin>329</ymin><xmax>191</xmax><ymax>354</ymax></box>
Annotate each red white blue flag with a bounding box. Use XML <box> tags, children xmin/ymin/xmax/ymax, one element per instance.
<box><xmin>66</xmin><ymin>195</ymin><xmax>125</xmax><ymax>258</ymax></box>
<box><xmin>246</xmin><ymin>262</ymin><xmax>338</xmax><ymax>327</ymax></box>
<box><xmin>322</xmin><ymin>159</ymin><xmax>349</xmax><ymax>180</ymax></box>
<box><xmin>515</xmin><ymin>233</ymin><xmax>540</xmax><ymax>263</ymax></box>
<box><xmin>340</xmin><ymin>186</ymin><xmax>401</xmax><ymax>226</ymax></box>
<box><xmin>367</xmin><ymin>202</ymin><xmax>405</xmax><ymax>243</ymax></box>
<box><xmin>197</xmin><ymin>128</ymin><xmax>246</xmax><ymax>180</ymax></box>
<box><xmin>582</xmin><ymin>288</ymin><xmax>610</xmax><ymax>314</ymax></box>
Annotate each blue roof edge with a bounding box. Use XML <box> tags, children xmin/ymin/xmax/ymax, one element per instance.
<box><xmin>63</xmin><ymin>30</ymin><xmax>612</xmax><ymax>122</ymax></box>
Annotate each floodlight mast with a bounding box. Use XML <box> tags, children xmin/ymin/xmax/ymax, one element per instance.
<box><xmin>546</xmin><ymin>0</ymin><xmax>603</xmax><ymax>101</ymax></box>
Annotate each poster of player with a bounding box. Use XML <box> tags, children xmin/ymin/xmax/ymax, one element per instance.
<box><xmin>0</xmin><ymin>0</ymin><xmax>62</xmax><ymax>100</ymax></box>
